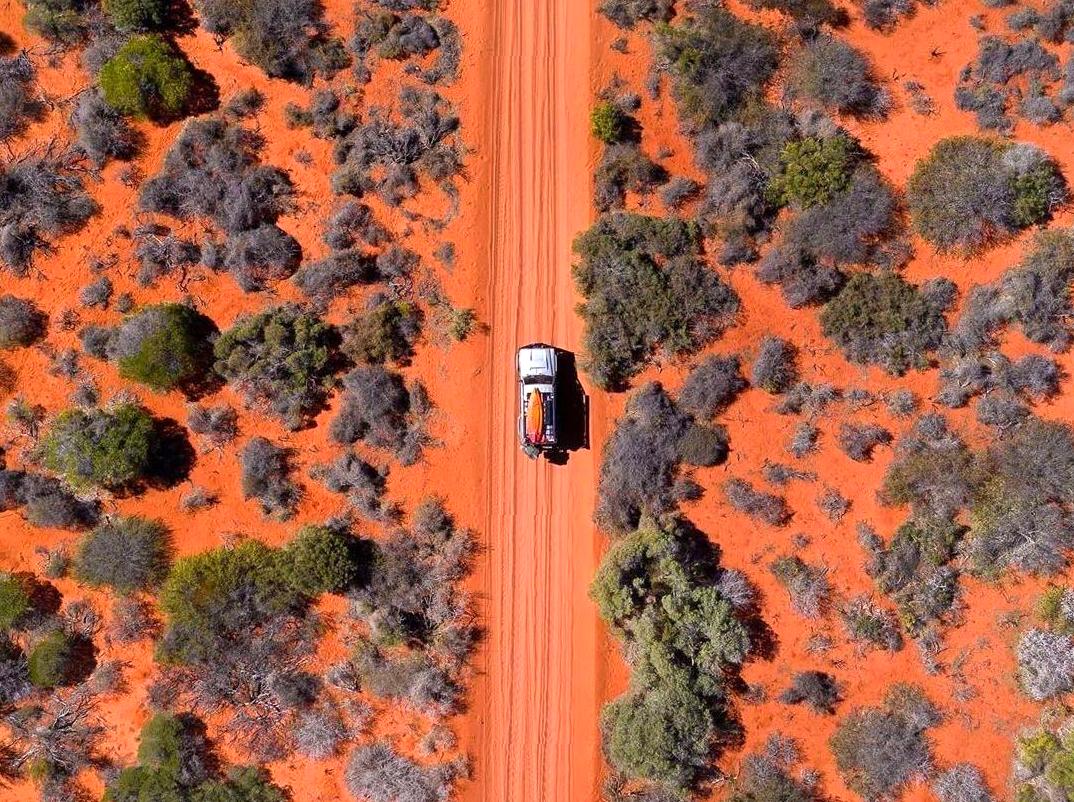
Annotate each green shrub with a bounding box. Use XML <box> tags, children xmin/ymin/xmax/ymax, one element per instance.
<box><xmin>103</xmin><ymin>0</ymin><xmax>167</xmax><ymax>30</ymax></box>
<box><xmin>99</xmin><ymin>35</ymin><xmax>193</xmax><ymax>120</ymax></box>
<box><xmin>282</xmin><ymin>525</ymin><xmax>359</xmax><ymax>595</ymax></box>
<box><xmin>602</xmin><ymin>680</ymin><xmax>713</xmax><ymax>789</ymax></box>
<box><xmin>1013</xmin><ymin>161</ymin><xmax>1063</xmax><ymax>227</ymax></box>
<box><xmin>654</xmin><ymin>7</ymin><xmax>778</xmax><ymax>129</ymax></box>
<box><xmin>157</xmin><ymin>527</ymin><xmax>359</xmax><ymax>664</ymax></box>
<box><xmin>107</xmin><ymin>714</ymin><xmax>286</xmax><ymax>802</ymax></box>
<box><xmin>158</xmin><ymin>539</ymin><xmax>297</xmax><ymax>663</ymax></box>
<box><xmin>74</xmin><ymin>516</ymin><xmax>171</xmax><ymax>593</ymax></box>
<box><xmin>1020</xmin><ymin>731</ymin><xmax>1062</xmax><ymax>774</ymax></box>
<box><xmin>820</xmin><ymin>271</ymin><xmax>950</xmax><ymax>375</ymax></box>
<box><xmin>907</xmin><ymin>136</ymin><xmax>1065</xmax><ymax>251</ymax></box>
<box><xmin>573</xmin><ymin>213</ymin><xmax>738</xmax><ymax>389</ymax></box>
<box><xmin>41</xmin><ymin>404</ymin><xmax>155</xmax><ymax>490</ymax></box>
<box><xmin>344</xmin><ymin>299</ymin><xmax>422</xmax><ymax>365</ymax></box>
<box><xmin>768</xmin><ymin>136</ymin><xmax>857</xmax><ymax>208</ymax></box>
<box><xmin>135</xmin><ymin>713</ymin><xmax>189</xmax><ymax>774</ymax></box>
<box><xmin>591</xmin><ymin>519</ymin><xmax>749</xmax><ymax>789</ymax></box>
<box><xmin>0</xmin><ymin>573</ymin><xmax>31</xmax><ymax>629</ymax></box>
<box><xmin>114</xmin><ymin>303</ymin><xmax>215</xmax><ymax>392</ymax></box>
<box><xmin>590</xmin><ymin>102</ymin><xmax>626</xmax><ymax>144</ymax></box>
<box><xmin>27</xmin><ymin>630</ymin><xmax>76</xmax><ymax>688</ymax></box>
<box><xmin>23</xmin><ymin>0</ymin><xmax>87</xmax><ymax>44</ymax></box>
<box><xmin>213</xmin><ymin>304</ymin><xmax>340</xmax><ymax>430</ymax></box>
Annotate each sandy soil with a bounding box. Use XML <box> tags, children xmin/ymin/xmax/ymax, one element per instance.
<box><xmin>460</xmin><ymin>1</ymin><xmax>611</xmax><ymax>800</ymax></box>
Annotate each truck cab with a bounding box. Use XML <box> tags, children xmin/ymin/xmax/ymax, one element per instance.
<box><xmin>517</xmin><ymin>343</ymin><xmax>558</xmax><ymax>459</ymax></box>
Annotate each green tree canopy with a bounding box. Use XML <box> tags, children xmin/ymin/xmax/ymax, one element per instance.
<box><xmin>41</xmin><ymin>404</ymin><xmax>156</xmax><ymax>491</ymax></box>
<box><xmin>99</xmin><ymin>35</ymin><xmax>193</xmax><ymax>120</ymax></box>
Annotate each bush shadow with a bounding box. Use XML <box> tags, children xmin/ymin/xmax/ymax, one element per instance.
<box><xmin>146</xmin><ymin>417</ymin><xmax>196</xmax><ymax>489</ymax></box>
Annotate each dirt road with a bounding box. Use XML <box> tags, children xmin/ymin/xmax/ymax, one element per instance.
<box><xmin>466</xmin><ymin>1</ymin><xmax>606</xmax><ymax>800</ymax></box>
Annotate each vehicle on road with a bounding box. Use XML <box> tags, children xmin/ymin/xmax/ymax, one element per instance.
<box><xmin>517</xmin><ymin>343</ymin><xmax>559</xmax><ymax>459</ymax></box>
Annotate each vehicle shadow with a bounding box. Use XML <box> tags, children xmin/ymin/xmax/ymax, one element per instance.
<box><xmin>545</xmin><ymin>349</ymin><xmax>589</xmax><ymax>465</ymax></box>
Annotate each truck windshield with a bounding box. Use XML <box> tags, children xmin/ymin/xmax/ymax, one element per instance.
<box><xmin>524</xmin><ymin>375</ymin><xmax>554</xmax><ymax>385</ymax></box>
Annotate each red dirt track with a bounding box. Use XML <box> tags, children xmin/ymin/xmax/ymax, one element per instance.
<box><xmin>464</xmin><ymin>1</ymin><xmax>608</xmax><ymax>800</ymax></box>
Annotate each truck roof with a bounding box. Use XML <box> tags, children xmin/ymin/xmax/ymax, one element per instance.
<box><xmin>518</xmin><ymin>344</ymin><xmax>556</xmax><ymax>379</ymax></box>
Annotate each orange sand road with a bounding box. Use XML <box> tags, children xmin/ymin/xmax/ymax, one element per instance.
<box><xmin>463</xmin><ymin>1</ymin><xmax>608</xmax><ymax>800</ymax></box>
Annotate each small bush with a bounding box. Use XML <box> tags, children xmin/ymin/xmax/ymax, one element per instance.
<box><xmin>291</xmin><ymin>249</ymin><xmax>377</xmax><ymax>301</ymax></box>
<box><xmin>186</xmin><ymin>403</ymin><xmax>238</xmax><ymax>445</ymax></box>
<box><xmin>330</xmin><ymin>366</ymin><xmax>432</xmax><ymax>465</ymax></box>
<box><xmin>1017</xmin><ymin>627</ymin><xmax>1074</xmax><ymax>700</ymax></box>
<box><xmin>730</xmin><ymin>735</ymin><xmax>820</xmax><ymax>802</ymax></box>
<box><xmin>1013</xmin><ymin>720</ymin><xmax>1074</xmax><ymax>802</ymax></box>
<box><xmin>932</xmin><ymin>764</ymin><xmax>995</xmax><ymax>802</ymax></box>
<box><xmin>789</xmin><ymin>37</ymin><xmax>886</xmax><ymax>117</ymax></box>
<box><xmin>41</xmin><ymin>404</ymin><xmax>155</xmax><ymax>491</ymax></box>
<box><xmin>240</xmin><ymin>437</ymin><xmax>301</xmax><ymax>519</ymax></box>
<box><xmin>770</xmin><ymin>555</ymin><xmax>830</xmax><ymax>617</ymax></box>
<box><xmin>830</xmin><ymin>684</ymin><xmax>938</xmax><ymax>801</ymax></box>
<box><xmin>0</xmin><ymin>573</ymin><xmax>32</xmax><ymax>629</ymax></box>
<box><xmin>820</xmin><ymin>271</ymin><xmax>950</xmax><ymax>374</ymax></box>
<box><xmin>103</xmin><ymin>0</ymin><xmax>167</xmax><ymax>30</ymax></box>
<box><xmin>0</xmin><ymin>54</ymin><xmax>43</xmax><ymax>145</ymax></box>
<box><xmin>157</xmin><ymin>539</ymin><xmax>301</xmax><ymax>664</ymax></box>
<box><xmin>753</xmin><ymin>336</ymin><xmax>798</xmax><ymax>393</ymax></box>
<box><xmin>282</xmin><ymin>525</ymin><xmax>358</xmax><ymax>595</ymax></box>
<box><xmin>99</xmin><ymin>35</ymin><xmax>193</xmax><ymax>120</ymax></box>
<box><xmin>602</xmin><ymin>682</ymin><xmax>713</xmax><ymax>789</ymax></box>
<box><xmin>343</xmin><ymin>296</ymin><xmax>423</xmax><ymax>366</ymax></box>
<box><xmin>768</xmin><ymin>135</ymin><xmax>858</xmax><ymax>208</ymax></box>
<box><xmin>27</xmin><ymin>630</ymin><xmax>79</xmax><ymax>688</ymax></box>
<box><xmin>838</xmin><ymin>422</ymin><xmax>892</xmax><ymax>462</ymax></box>
<box><xmin>0</xmin><ymin>155</ymin><xmax>97</xmax><ymax>274</ymax></box>
<box><xmin>949</xmin><ymin>229</ymin><xmax>1074</xmax><ymax>354</ymax></box>
<box><xmin>679</xmin><ymin>354</ymin><xmax>747</xmax><ymax>418</ymax></box>
<box><xmin>595</xmin><ymin>144</ymin><xmax>668</xmax><ymax>211</ymax></box>
<box><xmin>841</xmin><ymin>595</ymin><xmax>903</xmax><ymax>651</ymax></box>
<box><xmin>598</xmin><ymin>0</ymin><xmax>674</xmax><ymax>27</ymax></box>
<box><xmin>345</xmin><ymin>742</ymin><xmax>459</xmax><ymax>802</ymax></box>
<box><xmin>110</xmin><ymin>303</ymin><xmax>215</xmax><ymax>393</ymax></box>
<box><xmin>214</xmin><ymin>305</ymin><xmax>340</xmax><ymax>430</ymax></box>
<box><xmin>73</xmin><ymin>516</ymin><xmax>171</xmax><ymax>594</ymax></box>
<box><xmin>780</xmin><ymin>671</ymin><xmax>840</xmax><ymax>714</ymax></box>
<box><xmin>0</xmin><ymin>295</ymin><xmax>46</xmax><ymax>349</ymax></box>
<box><xmin>654</xmin><ymin>6</ymin><xmax>778</xmax><ymax>129</ymax></box>
<box><xmin>907</xmin><ymin>137</ymin><xmax>1065</xmax><ymax>251</ymax></box>
<box><xmin>70</xmin><ymin>92</ymin><xmax>141</xmax><ymax>167</ymax></box>
<box><xmin>591</xmin><ymin>101</ymin><xmax>627</xmax><ymax>143</ymax></box>
<box><xmin>197</xmin><ymin>0</ymin><xmax>348</xmax><ymax>84</ymax></box>
<box><xmin>725</xmin><ymin>478</ymin><xmax>791</xmax><ymax>526</ymax></box>
<box><xmin>596</xmin><ymin>382</ymin><xmax>728</xmax><ymax>533</ymax></box>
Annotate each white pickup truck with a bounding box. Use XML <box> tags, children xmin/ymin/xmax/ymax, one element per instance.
<box><xmin>517</xmin><ymin>343</ymin><xmax>559</xmax><ymax>459</ymax></box>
